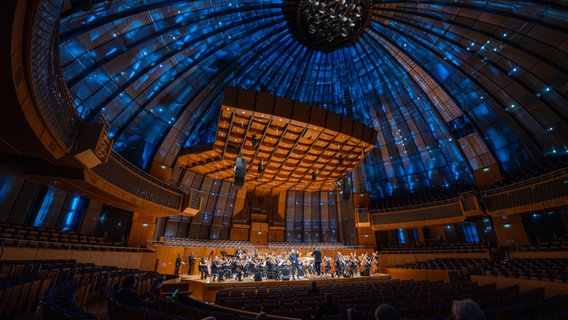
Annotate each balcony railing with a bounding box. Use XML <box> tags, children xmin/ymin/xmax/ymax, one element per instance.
<box><xmin>27</xmin><ymin>0</ymin><xmax>185</xmax><ymax>212</ymax></box>
<box><xmin>483</xmin><ymin>168</ymin><xmax>568</xmax><ymax>213</ymax></box>
<box><xmin>91</xmin><ymin>152</ymin><xmax>183</xmax><ymax>209</ymax></box>
<box><xmin>371</xmin><ymin>201</ymin><xmax>464</xmax><ymax>226</ymax></box>
<box><xmin>30</xmin><ymin>0</ymin><xmax>79</xmax><ymax>151</ymax></box>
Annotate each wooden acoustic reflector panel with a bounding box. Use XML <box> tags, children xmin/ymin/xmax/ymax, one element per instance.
<box><xmin>178</xmin><ymin>86</ymin><xmax>376</xmax><ymax>191</ymax></box>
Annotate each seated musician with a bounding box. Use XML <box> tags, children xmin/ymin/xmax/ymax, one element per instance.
<box><xmin>211</xmin><ymin>260</ymin><xmax>225</xmax><ymax>282</ymax></box>
<box><xmin>221</xmin><ymin>258</ymin><xmax>232</xmax><ymax>281</ymax></box>
<box><xmin>334</xmin><ymin>251</ymin><xmax>345</xmax><ymax>278</ymax></box>
<box><xmin>266</xmin><ymin>257</ymin><xmax>277</xmax><ymax>279</ymax></box>
<box><xmin>198</xmin><ymin>257</ymin><xmax>209</xmax><ymax>280</ymax></box>
<box><xmin>348</xmin><ymin>253</ymin><xmax>359</xmax><ymax>277</ymax></box>
<box><xmin>230</xmin><ymin>258</ymin><xmax>243</xmax><ymax>281</ymax></box>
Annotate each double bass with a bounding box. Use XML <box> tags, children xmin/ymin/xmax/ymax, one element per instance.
<box><xmin>321</xmin><ymin>257</ymin><xmax>328</xmax><ymax>275</ymax></box>
<box><xmin>359</xmin><ymin>254</ymin><xmax>368</xmax><ymax>275</ymax></box>
<box><xmin>371</xmin><ymin>255</ymin><xmax>380</xmax><ymax>274</ymax></box>
<box><xmin>328</xmin><ymin>256</ymin><xmax>337</xmax><ymax>275</ymax></box>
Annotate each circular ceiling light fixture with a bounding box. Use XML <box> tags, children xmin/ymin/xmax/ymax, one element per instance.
<box><xmin>296</xmin><ymin>0</ymin><xmax>372</xmax><ymax>51</ymax></box>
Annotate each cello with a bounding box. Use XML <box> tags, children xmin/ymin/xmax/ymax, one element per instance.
<box><xmin>329</xmin><ymin>256</ymin><xmax>337</xmax><ymax>276</ymax></box>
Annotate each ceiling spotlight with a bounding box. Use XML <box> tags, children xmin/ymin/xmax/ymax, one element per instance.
<box><xmin>258</xmin><ymin>159</ymin><xmax>264</xmax><ymax>173</ymax></box>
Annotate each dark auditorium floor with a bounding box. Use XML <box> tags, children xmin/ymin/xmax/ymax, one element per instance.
<box><xmin>23</xmin><ymin>301</ymin><xmax>109</xmax><ymax>320</ymax></box>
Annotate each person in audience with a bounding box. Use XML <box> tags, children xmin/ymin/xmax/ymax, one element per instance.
<box><xmin>374</xmin><ymin>304</ymin><xmax>402</xmax><ymax>320</ymax></box>
<box><xmin>308</xmin><ymin>280</ymin><xmax>321</xmax><ymax>295</ymax></box>
<box><xmin>148</xmin><ymin>277</ymin><xmax>164</xmax><ymax>300</ymax></box>
<box><xmin>315</xmin><ymin>293</ymin><xmax>341</xmax><ymax>320</ymax></box>
<box><xmin>451</xmin><ymin>298</ymin><xmax>486</xmax><ymax>320</ymax></box>
<box><xmin>117</xmin><ymin>275</ymin><xmax>147</xmax><ymax>307</ymax></box>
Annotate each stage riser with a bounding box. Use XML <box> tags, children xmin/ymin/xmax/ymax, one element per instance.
<box><xmin>184</xmin><ymin>274</ymin><xmax>391</xmax><ymax>303</ymax></box>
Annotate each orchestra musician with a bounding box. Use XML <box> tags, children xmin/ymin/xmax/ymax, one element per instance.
<box><xmin>334</xmin><ymin>251</ymin><xmax>346</xmax><ymax>278</ymax></box>
<box><xmin>312</xmin><ymin>247</ymin><xmax>322</xmax><ymax>275</ymax></box>
<box><xmin>195</xmin><ymin>248</ymin><xmax>377</xmax><ymax>283</ymax></box>
<box><xmin>346</xmin><ymin>252</ymin><xmax>359</xmax><ymax>277</ymax></box>
<box><xmin>288</xmin><ymin>249</ymin><xmax>300</xmax><ymax>280</ymax></box>
<box><xmin>198</xmin><ymin>256</ymin><xmax>209</xmax><ymax>280</ymax></box>
<box><xmin>230</xmin><ymin>258</ymin><xmax>243</xmax><ymax>281</ymax></box>
<box><xmin>210</xmin><ymin>259</ymin><xmax>223</xmax><ymax>282</ymax></box>
<box><xmin>371</xmin><ymin>251</ymin><xmax>381</xmax><ymax>274</ymax></box>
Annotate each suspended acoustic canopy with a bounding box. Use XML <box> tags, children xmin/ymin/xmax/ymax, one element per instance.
<box><xmin>178</xmin><ymin>86</ymin><xmax>376</xmax><ymax>191</ymax></box>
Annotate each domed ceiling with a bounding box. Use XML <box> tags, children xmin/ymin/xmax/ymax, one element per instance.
<box><xmin>58</xmin><ymin>0</ymin><xmax>568</xmax><ymax>200</ymax></box>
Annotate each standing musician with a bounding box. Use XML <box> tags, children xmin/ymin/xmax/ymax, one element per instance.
<box><xmin>187</xmin><ymin>252</ymin><xmax>196</xmax><ymax>275</ymax></box>
<box><xmin>288</xmin><ymin>249</ymin><xmax>300</xmax><ymax>280</ymax></box>
<box><xmin>312</xmin><ymin>247</ymin><xmax>323</xmax><ymax>275</ymax></box>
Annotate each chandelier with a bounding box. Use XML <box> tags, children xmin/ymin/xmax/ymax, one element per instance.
<box><xmin>296</xmin><ymin>0</ymin><xmax>371</xmax><ymax>51</ymax></box>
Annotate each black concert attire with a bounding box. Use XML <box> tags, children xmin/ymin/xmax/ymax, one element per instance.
<box><xmin>348</xmin><ymin>257</ymin><xmax>359</xmax><ymax>276</ymax></box>
<box><xmin>324</xmin><ymin>258</ymin><xmax>331</xmax><ymax>275</ymax></box>
<box><xmin>266</xmin><ymin>259</ymin><xmax>277</xmax><ymax>279</ymax></box>
<box><xmin>211</xmin><ymin>262</ymin><xmax>224</xmax><ymax>282</ymax></box>
<box><xmin>363</xmin><ymin>259</ymin><xmax>371</xmax><ymax>276</ymax></box>
<box><xmin>221</xmin><ymin>262</ymin><xmax>232</xmax><ymax>281</ymax></box>
<box><xmin>334</xmin><ymin>254</ymin><xmax>345</xmax><ymax>278</ymax></box>
<box><xmin>231</xmin><ymin>260</ymin><xmax>243</xmax><ymax>281</ymax></box>
<box><xmin>289</xmin><ymin>252</ymin><xmax>300</xmax><ymax>280</ymax></box>
<box><xmin>174</xmin><ymin>254</ymin><xmax>182</xmax><ymax>275</ymax></box>
<box><xmin>188</xmin><ymin>253</ymin><xmax>196</xmax><ymax>275</ymax></box>
<box><xmin>198</xmin><ymin>258</ymin><xmax>208</xmax><ymax>279</ymax></box>
<box><xmin>312</xmin><ymin>248</ymin><xmax>322</xmax><ymax>275</ymax></box>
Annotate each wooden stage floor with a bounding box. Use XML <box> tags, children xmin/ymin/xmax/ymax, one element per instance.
<box><xmin>177</xmin><ymin>273</ymin><xmax>392</xmax><ymax>303</ymax></box>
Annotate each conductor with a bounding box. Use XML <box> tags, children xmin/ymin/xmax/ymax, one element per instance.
<box><xmin>312</xmin><ymin>247</ymin><xmax>322</xmax><ymax>275</ymax></box>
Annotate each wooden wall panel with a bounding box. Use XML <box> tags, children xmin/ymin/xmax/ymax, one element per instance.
<box><xmin>310</xmin><ymin>107</ymin><xmax>327</xmax><ymax>128</ymax></box>
<box><xmin>256</xmin><ymin>91</ymin><xmax>275</xmax><ymax>115</ymax></box>
<box><xmin>292</xmin><ymin>101</ymin><xmax>310</xmax><ymax>123</ymax></box>
<box><xmin>237</xmin><ymin>88</ymin><xmax>256</xmax><ymax>110</ymax></box>
<box><xmin>222</xmin><ymin>86</ymin><xmax>238</xmax><ymax>107</ymax></box>
<box><xmin>274</xmin><ymin>96</ymin><xmax>293</xmax><ymax>119</ymax></box>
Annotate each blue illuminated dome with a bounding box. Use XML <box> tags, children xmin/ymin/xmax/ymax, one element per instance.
<box><xmin>58</xmin><ymin>0</ymin><xmax>568</xmax><ymax>202</ymax></box>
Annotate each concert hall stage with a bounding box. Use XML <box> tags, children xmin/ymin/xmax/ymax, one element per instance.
<box><xmin>180</xmin><ymin>273</ymin><xmax>392</xmax><ymax>303</ymax></box>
